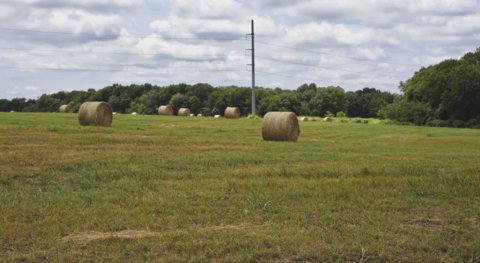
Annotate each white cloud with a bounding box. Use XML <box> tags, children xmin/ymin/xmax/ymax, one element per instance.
<box><xmin>4</xmin><ymin>0</ymin><xmax>141</xmax><ymax>10</ymax></box>
<box><xmin>0</xmin><ymin>0</ymin><xmax>479</xmax><ymax>99</ymax></box>
<box><xmin>169</xmin><ymin>0</ymin><xmax>246</xmax><ymax>20</ymax></box>
<box><xmin>283</xmin><ymin>22</ymin><xmax>377</xmax><ymax>46</ymax></box>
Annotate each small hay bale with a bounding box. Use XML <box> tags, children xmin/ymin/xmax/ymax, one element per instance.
<box><xmin>158</xmin><ymin>105</ymin><xmax>173</xmax><ymax>115</ymax></box>
<box><xmin>214</xmin><ymin>114</ymin><xmax>221</xmax><ymax>118</ymax></box>
<box><xmin>78</xmin><ymin>101</ymin><xmax>112</xmax><ymax>127</ymax></box>
<box><xmin>262</xmin><ymin>112</ymin><xmax>300</xmax><ymax>142</ymax></box>
<box><xmin>113</xmin><ymin>112</ymin><xmax>117</xmax><ymax>115</ymax></box>
<box><xmin>59</xmin><ymin>104</ymin><xmax>73</xmax><ymax>113</ymax></box>
<box><xmin>131</xmin><ymin>112</ymin><xmax>137</xmax><ymax>115</ymax></box>
<box><xmin>190</xmin><ymin>114</ymin><xmax>195</xmax><ymax>117</ymax></box>
<box><xmin>323</xmin><ymin>117</ymin><xmax>332</xmax><ymax>122</ymax></box>
<box><xmin>178</xmin><ymin>108</ymin><xmax>191</xmax><ymax>116</ymax></box>
<box><xmin>300</xmin><ymin>116</ymin><xmax>308</xmax><ymax>122</ymax></box>
<box><xmin>224</xmin><ymin>107</ymin><xmax>241</xmax><ymax>119</ymax></box>
<box><xmin>197</xmin><ymin>114</ymin><xmax>203</xmax><ymax>117</ymax></box>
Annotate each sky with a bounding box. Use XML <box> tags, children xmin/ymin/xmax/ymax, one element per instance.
<box><xmin>0</xmin><ymin>0</ymin><xmax>479</xmax><ymax>99</ymax></box>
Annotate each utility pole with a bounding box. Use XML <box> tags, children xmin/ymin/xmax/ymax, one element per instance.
<box><xmin>246</xmin><ymin>19</ymin><xmax>256</xmax><ymax>116</ymax></box>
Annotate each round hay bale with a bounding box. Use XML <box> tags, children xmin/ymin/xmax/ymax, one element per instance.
<box><xmin>300</xmin><ymin>116</ymin><xmax>308</xmax><ymax>122</ymax></box>
<box><xmin>189</xmin><ymin>113</ymin><xmax>195</xmax><ymax>117</ymax></box>
<box><xmin>131</xmin><ymin>112</ymin><xmax>137</xmax><ymax>115</ymax></box>
<box><xmin>158</xmin><ymin>105</ymin><xmax>173</xmax><ymax>115</ymax></box>
<box><xmin>262</xmin><ymin>112</ymin><xmax>300</xmax><ymax>142</ymax></box>
<box><xmin>197</xmin><ymin>114</ymin><xmax>203</xmax><ymax>117</ymax></box>
<box><xmin>323</xmin><ymin>117</ymin><xmax>332</xmax><ymax>122</ymax></box>
<box><xmin>178</xmin><ymin>108</ymin><xmax>191</xmax><ymax>116</ymax></box>
<box><xmin>78</xmin><ymin>101</ymin><xmax>112</xmax><ymax>127</ymax></box>
<box><xmin>214</xmin><ymin>114</ymin><xmax>221</xmax><ymax>118</ymax></box>
<box><xmin>59</xmin><ymin>104</ymin><xmax>73</xmax><ymax>113</ymax></box>
<box><xmin>224</xmin><ymin>107</ymin><xmax>241</xmax><ymax>119</ymax></box>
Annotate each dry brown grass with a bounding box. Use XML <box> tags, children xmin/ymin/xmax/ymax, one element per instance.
<box><xmin>62</xmin><ymin>230</ymin><xmax>159</xmax><ymax>245</ymax></box>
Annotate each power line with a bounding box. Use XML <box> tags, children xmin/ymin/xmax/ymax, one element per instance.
<box><xmin>256</xmin><ymin>39</ymin><xmax>418</xmax><ymax>67</ymax></box>
<box><xmin>0</xmin><ymin>26</ymin><xmax>245</xmax><ymax>41</ymax></box>
<box><xmin>0</xmin><ymin>46</ymin><xmax>247</xmax><ymax>62</ymax></box>
<box><xmin>0</xmin><ymin>65</ymin><xmax>245</xmax><ymax>73</ymax></box>
<box><xmin>256</xmin><ymin>55</ymin><xmax>373</xmax><ymax>74</ymax></box>
<box><xmin>257</xmin><ymin>70</ymin><xmax>395</xmax><ymax>88</ymax></box>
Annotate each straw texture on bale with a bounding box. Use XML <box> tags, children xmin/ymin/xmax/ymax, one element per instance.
<box><xmin>262</xmin><ymin>112</ymin><xmax>300</xmax><ymax>142</ymax></box>
<box><xmin>78</xmin><ymin>101</ymin><xmax>112</xmax><ymax>127</ymax></box>
<box><xmin>158</xmin><ymin>105</ymin><xmax>173</xmax><ymax>115</ymax></box>
<box><xmin>224</xmin><ymin>107</ymin><xmax>241</xmax><ymax>119</ymax></box>
<box><xmin>178</xmin><ymin>108</ymin><xmax>191</xmax><ymax>116</ymax></box>
<box><xmin>59</xmin><ymin>104</ymin><xmax>73</xmax><ymax>113</ymax></box>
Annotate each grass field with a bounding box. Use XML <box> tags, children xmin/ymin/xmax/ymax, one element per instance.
<box><xmin>1</xmin><ymin>112</ymin><xmax>479</xmax><ymax>262</ymax></box>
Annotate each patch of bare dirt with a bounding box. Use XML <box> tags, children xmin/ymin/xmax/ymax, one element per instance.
<box><xmin>62</xmin><ymin>229</ymin><xmax>159</xmax><ymax>245</ymax></box>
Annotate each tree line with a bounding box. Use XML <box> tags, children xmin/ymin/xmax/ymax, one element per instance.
<box><xmin>0</xmin><ymin>83</ymin><xmax>396</xmax><ymax>119</ymax></box>
<box><xmin>1</xmin><ymin>48</ymin><xmax>479</xmax><ymax>128</ymax></box>
<box><xmin>380</xmin><ymin>47</ymin><xmax>480</xmax><ymax>128</ymax></box>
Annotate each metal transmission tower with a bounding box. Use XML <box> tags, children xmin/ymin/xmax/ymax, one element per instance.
<box><xmin>246</xmin><ymin>19</ymin><xmax>256</xmax><ymax>116</ymax></box>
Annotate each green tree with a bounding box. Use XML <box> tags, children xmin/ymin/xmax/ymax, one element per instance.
<box><xmin>169</xmin><ymin>93</ymin><xmax>187</xmax><ymax>113</ymax></box>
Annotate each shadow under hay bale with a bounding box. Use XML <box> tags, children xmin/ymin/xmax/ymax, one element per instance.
<box><xmin>178</xmin><ymin>108</ymin><xmax>191</xmax><ymax>116</ymax></box>
<box><xmin>158</xmin><ymin>105</ymin><xmax>173</xmax><ymax>115</ymax></box>
<box><xmin>78</xmin><ymin>101</ymin><xmax>112</xmax><ymax>127</ymax></box>
<box><xmin>224</xmin><ymin>107</ymin><xmax>241</xmax><ymax>119</ymax></box>
<box><xmin>262</xmin><ymin>112</ymin><xmax>300</xmax><ymax>142</ymax></box>
<box><xmin>59</xmin><ymin>104</ymin><xmax>73</xmax><ymax>113</ymax></box>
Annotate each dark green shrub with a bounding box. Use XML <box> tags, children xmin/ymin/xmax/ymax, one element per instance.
<box><xmin>451</xmin><ymin>120</ymin><xmax>466</xmax><ymax>128</ymax></box>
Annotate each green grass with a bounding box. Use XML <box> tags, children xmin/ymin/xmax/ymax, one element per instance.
<box><xmin>1</xmin><ymin>112</ymin><xmax>479</xmax><ymax>262</ymax></box>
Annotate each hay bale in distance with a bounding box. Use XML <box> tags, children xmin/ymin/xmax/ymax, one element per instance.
<box><xmin>323</xmin><ymin>117</ymin><xmax>332</xmax><ymax>122</ymax></box>
<box><xmin>59</xmin><ymin>104</ymin><xmax>73</xmax><ymax>113</ymax></box>
<box><xmin>158</xmin><ymin>105</ymin><xmax>173</xmax><ymax>115</ymax></box>
<box><xmin>78</xmin><ymin>101</ymin><xmax>112</xmax><ymax>127</ymax></box>
<box><xmin>300</xmin><ymin>116</ymin><xmax>308</xmax><ymax>122</ymax></box>
<box><xmin>197</xmin><ymin>114</ymin><xmax>203</xmax><ymax>117</ymax></box>
<box><xmin>178</xmin><ymin>108</ymin><xmax>191</xmax><ymax>116</ymax></box>
<box><xmin>131</xmin><ymin>112</ymin><xmax>137</xmax><ymax>115</ymax></box>
<box><xmin>262</xmin><ymin>112</ymin><xmax>300</xmax><ymax>142</ymax></box>
<box><xmin>214</xmin><ymin>114</ymin><xmax>221</xmax><ymax>118</ymax></box>
<box><xmin>224</xmin><ymin>107</ymin><xmax>241</xmax><ymax>119</ymax></box>
<box><xmin>190</xmin><ymin>114</ymin><xmax>195</xmax><ymax>117</ymax></box>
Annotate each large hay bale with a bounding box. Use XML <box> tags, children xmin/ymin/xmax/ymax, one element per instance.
<box><xmin>262</xmin><ymin>112</ymin><xmax>300</xmax><ymax>142</ymax></box>
<box><xmin>158</xmin><ymin>105</ymin><xmax>173</xmax><ymax>115</ymax></box>
<box><xmin>78</xmin><ymin>101</ymin><xmax>112</xmax><ymax>127</ymax></box>
<box><xmin>59</xmin><ymin>104</ymin><xmax>73</xmax><ymax>113</ymax></box>
<box><xmin>224</xmin><ymin>107</ymin><xmax>241</xmax><ymax>119</ymax></box>
<box><xmin>178</xmin><ymin>108</ymin><xmax>191</xmax><ymax>116</ymax></box>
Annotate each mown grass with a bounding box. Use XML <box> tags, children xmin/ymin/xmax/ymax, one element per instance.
<box><xmin>0</xmin><ymin>112</ymin><xmax>479</xmax><ymax>262</ymax></box>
